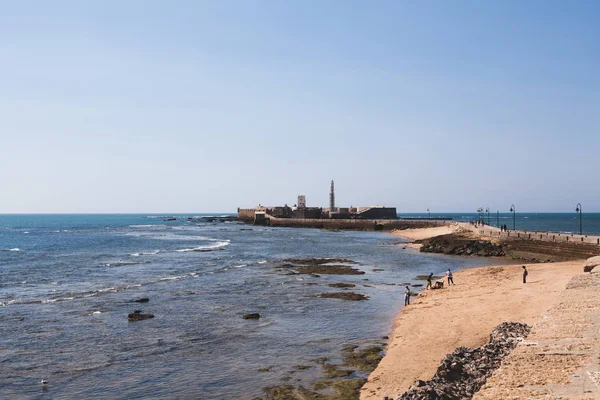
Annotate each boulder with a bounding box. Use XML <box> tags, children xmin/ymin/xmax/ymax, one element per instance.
<box><xmin>133</xmin><ymin>298</ymin><xmax>149</xmax><ymax>303</ymax></box>
<box><xmin>243</xmin><ymin>313</ymin><xmax>260</xmax><ymax>319</ymax></box>
<box><xmin>128</xmin><ymin>310</ymin><xmax>154</xmax><ymax>321</ymax></box>
<box><xmin>584</xmin><ymin>256</ymin><xmax>600</xmax><ymax>272</ymax></box>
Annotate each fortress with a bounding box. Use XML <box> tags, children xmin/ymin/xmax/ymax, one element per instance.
<box><xmin>237</xmin><ymin>180</ymin><xmax>397</xmax><ymax>223</ymax></box>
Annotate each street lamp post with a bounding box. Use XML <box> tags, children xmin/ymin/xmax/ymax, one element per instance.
<box><xmin>427</xmin><ymin>208</ymin><xmax>430</xmax><ymax>219</ymax></box>
<box><xmin>477</xmin><ymin>208</ymin><xmax>483</xmax><ymax>223</ymax></box>
<box><xmin>575</xmin><ymin>203</ymin><xmax>582</xmax><ymax>235</ymax></box>
<box><xmin>496</xmin><ymin>210</ymin><xmax>499</xmax><ymax>228</ymax></box>
<box><xmin>510</xmin><ymin>204</ymin><xmax>516</xmax><ymax>230</ymax></box>
<box><xmin>485</xmin><ymin>207</ymin><xmax>490</xmax><ymax>225</ymax></box>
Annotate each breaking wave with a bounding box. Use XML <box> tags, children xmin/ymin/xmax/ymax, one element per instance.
<box><xmin>175</xmin><ymin>241</ymin><xmax>230</xmax><ymax>252</ymax></box>
<box><xmin>130</xmin><ymin>250</ymin><xmax>161</xmax><ymax>257</ymax></box>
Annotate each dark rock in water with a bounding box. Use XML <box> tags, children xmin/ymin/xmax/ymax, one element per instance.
<box><xmin>328</xmin><ymin>283</ymin><xmax>356</xmax><ymax>288</ymax></box>
<box><xmin>322</xmin><ymin>363</ymin><xmax>354</xmax><ymax>378</ymax></box>
<box><xmin>342</xmin><ymin>344</ymin><xmax>384</xmax><ymax>371</ymax></box>
<box><xmin>319</xmin><ymin>292</ymin><xmax>368</xmax><ymax>301</ymax></box>
<box><xmin>132</xmin><ymin>298</ymin><xmax>149</xmax><ymax>303</ymax></box>
<box><xmin>243</xmin><ymin>313</ymin><xmax>260</xmax><ymax>319</ymax></box>
<box><xmin>399</xmin><ymin>322</ymin><xmax>530</xmax><ymax>400</ymax></box>
<box><xmin>411</xmin><ymin>284</ymin><xmax>423</xmax><ymax>287</ymax></box>
<box><xmin>128</xmin><ymin>310</ymin><xmax>154</xmax><ymax>321</ymax></box>
<box><xmin>285</xmin><ymin>264</ymin><xmax>364</xmax><ymax>275</ymax></box>
<box><xmin>165</xmin><ymin>217</ymin><xmax>177</xmax><ymax>221</ymax></box>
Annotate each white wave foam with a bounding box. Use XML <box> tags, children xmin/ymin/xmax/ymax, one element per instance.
<box><xmin>4</xmin><ymin>248</ymin><xmax>21</xmax><ymax>252</ymax></box>
<box><xmin>232</xmin><ymin>264</ymin><xmax>247</xmax><ymax>268</ymax></box>
<box><xmin>23</xmin><ymin>231</ymin><xmax>30</xmax><ymax>234</ymax></box>
<box><xmin>257</xmin><ymin>260</ymin><xmax>267</xmax><ymax>264</ymax></box>
<box><xmin>104</xmin><ymin>260</ymin><xmax>151</xmax><ymax>267</ymax></box>
<box><xmin>130</xmin><ymin>250</ymin><xmax>160</xmax><ymax>257</ymax></box>
<box><xmin>43</xmin><ymin>296</ymin><xmax>75</xmax><ymax>303</ymax></box>
<box><xmin>159</xmin><ymin>276</ymin><xmax>185</xmax><ymax>281</ymax></box>
<box><xmin>175</xmin><ymin>241</ymin><xmax>230</xmax><ymax>252</ymax></box>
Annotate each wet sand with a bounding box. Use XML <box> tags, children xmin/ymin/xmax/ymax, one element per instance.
<box><xmin>360</xmin><ymin>227</ymin><xmax>584</xmax><ymax>399</ymax></box>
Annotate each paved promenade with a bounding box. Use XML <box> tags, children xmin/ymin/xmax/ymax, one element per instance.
<box><xmin>474</xmin><ymin>270</ymin><xmax>600</xmax><ymax>399</ymax></box>
<box><xmin>473</xmin><ymin>224</ymin><xmax>600</xmax><ymax>246</ymax></box>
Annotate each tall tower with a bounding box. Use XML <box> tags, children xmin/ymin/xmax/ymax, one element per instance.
<box><xmin>329</xmin><ymin>180</ymin><xmax>335</xmax><ymax>211</ymax></box>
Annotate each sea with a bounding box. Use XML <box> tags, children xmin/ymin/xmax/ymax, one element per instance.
<box><xmin>401</xmin><ymin>212</ymin><xmax>600</xmax><ymax>236</ymax></box>
<box><xmin>0</xmin><ymin>213</ymin><xmax>596</xmax><ymax>399</ymax></box>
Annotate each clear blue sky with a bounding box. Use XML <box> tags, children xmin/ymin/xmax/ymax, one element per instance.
<box><xmin>1</xmin><ymin>1</ymin><xmax>598</xmax><ymax>213</ymax></box>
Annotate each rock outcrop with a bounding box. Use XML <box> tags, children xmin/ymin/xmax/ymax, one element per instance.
<box><xmin>419</xmin><ymin>235</ymin><xmax>505</xmax><ymax>257</ymax></box>
<box><xmin>128</xmin><ymin>310</ymin><xmax>154</xmax><ymax>321</ymax></box>
<box><xmin>584</xmin><ymin>256</ymin><xmax>600</xmax><ymax>272</ymax></box>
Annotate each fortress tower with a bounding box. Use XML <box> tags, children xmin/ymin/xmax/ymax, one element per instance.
<box><xmin>329</xmin><ymin>180</ymin><xmax>335</xmax><ymax>211</ymax></box>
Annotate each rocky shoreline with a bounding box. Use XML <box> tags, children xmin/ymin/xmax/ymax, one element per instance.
<box><xmin>395</xmin><ymin>322</ymin><xmax>530</xmax><ymax>400</ymax></box>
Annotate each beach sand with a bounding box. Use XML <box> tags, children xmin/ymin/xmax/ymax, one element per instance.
<box><xmin>360</xmin><ymin>259</ymin><xmax>583</xmax><ymax>400</ymax></box>
<box><xmin>391</xmin><ymin>224</ymin><xmax>461</xmax><ymax>241</ymax></box>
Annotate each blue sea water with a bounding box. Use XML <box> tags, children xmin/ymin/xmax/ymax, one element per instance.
<box><xmin>399</xmin><ymin>212</ymin><xmax>600</xmax><ymax>236</ymax></box>
<box><xmin>0</xmin><ymin>213</ymin><xmax>566</xmax><ymax>399</ymax></box>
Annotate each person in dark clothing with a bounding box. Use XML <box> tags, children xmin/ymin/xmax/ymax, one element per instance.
<box><xmin>404</xmin><ymin>285</ymin><xmax>411</xmax><ymax>306</ymax></box>
<box><xmin>522</xmin><ymin>266</ymin><xmax>528</xmax><ymax>283</ymax></box>
<box><xmin>426</xmin><ymin>272</ymin><xmax>433</xmax><ymax>290</ymax></box>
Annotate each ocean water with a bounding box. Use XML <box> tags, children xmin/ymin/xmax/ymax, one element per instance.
<box><xmin>0</xmin><ymin>214</ymin><xmax>512</xmax><ymax>399</ymax></box>
<box><xmin>399</xmin><ymin>212</ymin><xmax>600</xmax><ymax>236</ymax></box>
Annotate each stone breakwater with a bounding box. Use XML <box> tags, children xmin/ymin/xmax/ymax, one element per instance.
<box><xmin>243</xmin><ymin>214</ymin><xmax>447</xmax><ymax>231</ymax></box>
<box><xmin>393</xmin><ymin>322</ymin><xmax>531</xmax><ymax>400</ymax></box>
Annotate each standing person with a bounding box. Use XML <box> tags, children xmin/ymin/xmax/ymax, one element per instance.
<box><xmin>522</xmin><ymin>266</ymin><xmax>528</xmax><ymax>284</ymax></box>
<box><xmin>426</xmin><ymin>272</ymin><xmax>433</xmax><ymax>290</ymax></box>
<box><xmin>446</xmin><ymin>269</ymin><xmax>454</xmax><ymax>285</ymax></box>
<box><xmin>404</xmin><ymin>285</ymin><xmax>411</xmax><ymax>306</ymax></box>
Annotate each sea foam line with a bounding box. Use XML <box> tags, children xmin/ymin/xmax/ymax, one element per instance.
<box><xmin>175</xmin><ymin>241</ymin><xmax>230</xmax><ymax>252</ymax></box>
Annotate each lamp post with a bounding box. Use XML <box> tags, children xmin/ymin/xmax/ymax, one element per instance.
<box><xmin>427</xmin><ymin>208</ymin><xmax>430</xmax><ymax>219</ymax></box>
<box><xmin>509</xmin><ymin>204</ymin><xmax>516</xmax><ymax>230</ymax></box>
<box><xmin>497</xmin><ymin>210</ymin><xmax>499</xmax><ymax>228</ymax></box>
<box><xmin>485</xmin><ymin>207</ymin><xmax>490</xmax><ymax>225</ymax></box>
<box><xmin>575</xmin><ymin>203</ymin><xmax>582</xmax><ymax>235</ymax></box>
<box><xmin>477</xmin><ymin>208</ymin><xmax>483</xmax><ymax>223</ymax></box>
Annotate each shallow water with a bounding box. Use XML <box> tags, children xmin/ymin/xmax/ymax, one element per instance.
<box><xmin>0</xmin><ymin>214</ymin><xmax>509</xmax><ymax>399</ymax></box>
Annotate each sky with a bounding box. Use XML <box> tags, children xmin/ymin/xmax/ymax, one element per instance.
<box><xmin>1</xmin><ymin>1</ymin><xmax>599</xmax><ymax>213</ymax></box>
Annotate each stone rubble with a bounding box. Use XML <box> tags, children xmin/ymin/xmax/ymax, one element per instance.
<box><xmin>392</xmin><ymin>322</ymin><xmax>530</xmax><ymax>400</ymax></box>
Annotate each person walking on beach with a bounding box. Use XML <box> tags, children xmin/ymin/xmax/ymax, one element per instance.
<box><xmin>522</xmin><ymin>266</ymin><xmax>528</xmax><ymax>284</ymax></box>
<box><xmin>404</xmin><ymin>285</ymin><xmax>411</xmax><ymax>306</ymax></box>
<box><xmin>426</xmin><ymin>273</ymin><xmax>433</xmax><ymax>290</ymax></box>
<box><xmin>446</xmin><ymin>269</ymin><xmax>454</xmax><ymax>285</ymax></box>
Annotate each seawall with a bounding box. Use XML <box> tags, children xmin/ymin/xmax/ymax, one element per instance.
<box><xmin>265</xmin><ymin>217</ymin><xmax>447</xmax><ymax>231</ymax></box>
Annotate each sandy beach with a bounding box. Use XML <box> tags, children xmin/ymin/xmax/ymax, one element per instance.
<box><xmin>361</xmin><ymin>225</ymin><xmax>589</xmax><ymax>399</ymax></box>
<box><xmin>391</xmin><ymin>224</ymin><xmax>462</xmax><ymax>241</ymax></box>
<box><xmin>361</xmin><ymin>260</ymin><xmax>583</xmax><ymax>399</ymax></box>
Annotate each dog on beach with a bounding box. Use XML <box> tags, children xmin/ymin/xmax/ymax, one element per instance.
<box><xmin>433</xmin><ymin>280</ymin><xmax>444</xmax><ymax>289</ymax></box>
